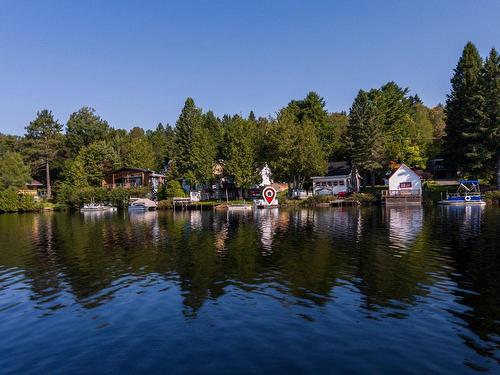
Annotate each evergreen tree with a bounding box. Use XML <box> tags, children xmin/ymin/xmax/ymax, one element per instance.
<box><xmin>346</xmin><ymin>90</ymin><xmax>383</xmax><ymax>186</ymax></box>
<box><xmin>25</xmin><ymin>110</ymin><xmax>63</xmax><ymax>199</ymax></box>
<box><xmin>480</xmin><ymin>48</ymin><xmax>500</xmax><ymax>187</ymax></box>
<box><xmin>147</xmin><ymin>123</ymin><xmax>175</xmax><ymax>171</ymax></box>
<box><xmin>445</xmin><ymin>42</ymin><xmax>485</xmax><ymax>176</ymax></box>
<box><xmin>174</xmin><ymin>98</ymin><xmax>216</xmax><ymax>186</ymax></box>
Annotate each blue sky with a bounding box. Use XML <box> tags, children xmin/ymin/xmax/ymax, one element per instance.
<box><xmin>1</xmin><ymin>0</ymin><xmax>499</xmax><ymax>135</ymax></box>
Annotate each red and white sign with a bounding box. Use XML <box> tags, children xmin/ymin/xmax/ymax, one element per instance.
<box><xmin>262</xmin><ymin>186</ymin><xmax>276</xmax><ymax>205</ymax></box>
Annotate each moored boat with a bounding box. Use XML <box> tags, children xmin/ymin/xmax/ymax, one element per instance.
<box><xmin>438</xmin><ymin>180</ymin><xmax>486</xmax><ymax>206</ymax></box>
<box><xmin>81</xmin><ymin>198</ymin><xmax>117</xmax><ymax>212</ymax></box>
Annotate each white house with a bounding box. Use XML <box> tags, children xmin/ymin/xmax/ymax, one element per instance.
<box><xmin>311</xmin><ymin>162</ymin><xmax>361</xmax><ymax>196</ymax></box>
<box><xmin>385</xmin><ymin>164</ymin><xmax>422</xmax><ymax>196</ymax></box>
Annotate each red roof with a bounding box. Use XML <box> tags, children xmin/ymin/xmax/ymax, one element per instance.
<box><xmin>26</xmin><ymin>179</ymin><xmax>43</xmax><ymax>187</ymax></box>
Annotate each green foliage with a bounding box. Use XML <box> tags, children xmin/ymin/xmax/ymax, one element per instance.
<box><xmin>445</xmin><ymin>42</ymin><xmax>486</xmax><ymax>177</ymax></box>
<box><xmin>25</xmin><ymin>109</ymin><xmax>63</xmax><ymax>199</ymax></box>
<box><xmin>174</xmin><ymin>98</ymin><xmax>217</xmax><ymax>186</ymax></box>
<box><xmin>59</xmin><ymin>186</ymin><xmax>149</xmax><ymax>209</ymax></box>
<box><xmin>76</xmin><ymin>141</ymin><xmax>121</xmax><ymax>186</ymax></box>
<box><xmin>157</xmin><ymin>180</ymin><xmax>185</xmax><ymax>200</ymax></box>
<box><xmin>0</xmin><ymin>151</ymin><xmax>31</xmax><ymax>189</ymax></box>
<box><xmin>484</xmin><ymin>190</ymin><xmax>500</xmax><ymax>204</ymax></box>
<box><xmin>223</xmin><ymin>116</ymin><xmax>260</xmax><ymax>190</ymax></box>
<box><xmin>0</xmin><ymin>189</ymin><xmax>41</xmax><ymax>212</ymax></box>
<box><xmin>147</xmin><ymin>123</ymin><xmax>175</xmax><ymax>170</ymax></box>
<box><xmin>346</xmin><ymin>90</ymin><xmax>383</xmax><ymax>173</ymax></box>
<box><xmin>65</xmin><ymin>107</ymin><xmax>111</xmax><ymax>157</ymax></box>
<box><xmin>267</xmin><ymin>102</ymin><xmax>326</xmax><ymax>194</ymax></box>
<box><xmin>121</xmin><ymin>127</ymin><xmax>156</xmax><ymax>170</ymax></box>
<box><xmin>156</xmin><ymin>200</ymin><xmax>174</xmax><ymax>210</ymax></box>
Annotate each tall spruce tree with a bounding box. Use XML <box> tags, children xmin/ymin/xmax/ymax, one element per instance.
<box><xmin>445</xmin><ymin>42</ymin><xmax>485</xmax><ymax>177</ymax></box>
<box><xmin>25</xmin><ymin>110</ymin><xmax>63</xmax><ymax>199</ymax></box>
<box><xmin>346</xmin><ymin>90</ymin><xmax>383</xmax><ymax>186</ymax></box>
<box><xmin>480</xmin><ymin>48</ymin><xmax>500</xmax><ymax>187</ymax></box>
<box><xmin>174</xmin><ymin>98</ymin><xmax>216</xmax><ymax>186</ymax></box>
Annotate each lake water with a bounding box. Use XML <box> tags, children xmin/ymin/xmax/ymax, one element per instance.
<box><xmin>0</xmin><ymin>206</ymin><xmax>499</xmax><ymax>374</ymax></box>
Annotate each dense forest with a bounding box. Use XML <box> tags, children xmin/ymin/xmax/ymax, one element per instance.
<box><xmin>0</xmin><ymin>42</ymin><xmax>498</xmax><ymax>206</ymax></box>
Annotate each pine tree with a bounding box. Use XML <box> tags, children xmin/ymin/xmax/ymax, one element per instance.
<box><xmin>346</xmin><ymin>90</ymin><xmax>383</xmax><ymax>186</ymax></box>
<box><xmin>445</xmin><ymin>42</ymin><xmax>485</xmax><ymax>177</ymax></box>
<box><xmin>174</xmin><ymin>98</ymin><xmax>216</xmax><ymax>186</ymax></box>
<box><xmin>25</xmin><ymin>110</ymin><xmax>63</xmax><ymax>199</ymax></box>
<box><xmin>480</xmin><ymin>48</ymin><xmax>500</xmax><ymax>187</ymax></box>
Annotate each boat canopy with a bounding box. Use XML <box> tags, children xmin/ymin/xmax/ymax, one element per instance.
<box><xmin>459</xmin><ymin>179</ymin><xmax>480</xmax><ymax>184</ymax></box>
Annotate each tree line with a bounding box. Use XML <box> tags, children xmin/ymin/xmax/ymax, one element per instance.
<box><xmin>0</xmin><ymin>41</ymin><xmax>498</xmax><ymax>203</ymax></box>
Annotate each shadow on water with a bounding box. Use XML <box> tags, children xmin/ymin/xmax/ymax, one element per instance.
<box><xmin>0</xmin><ymin>205</ymin><xmax>498</xmax><ymax>373</ymax></box>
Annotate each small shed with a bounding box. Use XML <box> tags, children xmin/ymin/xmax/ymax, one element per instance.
<box><xmin>383</xmin><ymin>164</ymin><xmax>422</xmax><ymax>205</ymax></box>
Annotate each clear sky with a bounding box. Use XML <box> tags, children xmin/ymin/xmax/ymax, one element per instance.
<box><xmin>1</xmin><ymin>0</ymin><xmax>499</xmax><ymax>135</ymax></box>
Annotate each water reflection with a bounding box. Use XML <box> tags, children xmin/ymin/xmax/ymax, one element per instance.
<box><xmin>0</xmin><ymin>207</ymin><xmax>499</xmax><ymax>373</ymax></box>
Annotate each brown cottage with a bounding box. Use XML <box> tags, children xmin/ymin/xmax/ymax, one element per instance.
<box><xmin>103</xmin><ymin>167</ymin><xmax>165</xmax><ymax>189</ymax></box>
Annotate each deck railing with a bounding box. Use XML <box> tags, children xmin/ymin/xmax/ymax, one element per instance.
<box><xmin>382</xmin><ymin>189</ymin><xmax>421</xmax><ymax>198</ymax></box>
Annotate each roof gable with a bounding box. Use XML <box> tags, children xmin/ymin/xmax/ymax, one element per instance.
<box><xmin>388</xmin><ymin>163</ymin><xmax>420</xmax><ymax>181</ymax></box>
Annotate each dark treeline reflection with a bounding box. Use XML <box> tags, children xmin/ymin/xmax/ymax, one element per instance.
<box><xmin>0</xmin><ymin>207</ymin><xmax>498</xmax><ymax>361</ymax></box>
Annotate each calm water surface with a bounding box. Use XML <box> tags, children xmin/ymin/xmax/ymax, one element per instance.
<box><xmin>0</xmin><ymin>206</ymin><xmax>499</xmax><ymax>374</ymax></box>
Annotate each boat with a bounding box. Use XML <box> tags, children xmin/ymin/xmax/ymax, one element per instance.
<box><xmin>438</xmin><ymin>180</ymin><xmax>486</xmax><ymax>206</ymax></box>
<box><xmin>128</xmin><ymin>198</ymin><xmax>157</xmax><ymax>211</ymax></box>
<box><xmin>253</xmin><ymin>198</ymin><xmax>279</xmax><ymax>209</ymax></box>
<box><xmin>81</xmin><ymin>198</ymin><xmax>117</xmax><ymax>212</ymax></box>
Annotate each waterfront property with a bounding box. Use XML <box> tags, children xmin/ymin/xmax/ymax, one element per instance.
<box><xmin>17</xmin><ymin>179</ymin><xmax>44</xmax><ymax>200</ymax></box>
<box><xmin>103</xmin><ymin>167</ymin><xmax>165</xmax><ymax>189</ymax></box>
<box><xmin>382</xmin><ymin>164</ymin><xmax>422</xmax><ymax>205</ymax></box>
<box><xmin>311</xmin><ymin>161</ymin><xmax>361</xmax><ymax>196</ymax></box>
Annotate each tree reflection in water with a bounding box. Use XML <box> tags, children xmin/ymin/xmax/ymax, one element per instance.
<box><xmin>0</xmin><ymin>206</ymin><xmax>498</xmax><ymax>369</ymax></box>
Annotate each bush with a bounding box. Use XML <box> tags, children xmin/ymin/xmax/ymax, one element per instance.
<box><xmin>0</xmin><ymin>189</ymin><xmax>41</xmax><ymax>213</ymax></box>
<box><xmin>484</xmin><ymin>190</ymin><xmax>500</xmax><ymax>204</ymax></box>
<box><xmin>157</xmin><ymin>200</ymin><xmax>173</xmax><ymax>210</ymax></box>
<box><xmin>58</xmin><ymin>186</ymin><xmax>150</xmax><ymax>209</ymax></box>
<box><xmin>346</xmin><ymin>192</ymin><xmax>377</xmax><ymax>204</ymax></box>
<box><xmin>158</xmin><ymin>180</ymin><xmax>185</xmax><ymax>200</ymax></box>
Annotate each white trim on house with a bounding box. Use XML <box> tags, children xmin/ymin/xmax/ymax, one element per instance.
<box><xmin>386</xmin><ymin>164</ymin><xmax>422</xmax><ymax>196</ymax></box>
<box><xmin>311</xmin><ymin>174</ymin><xmax>351</xmax><ymax>195</ymax></box>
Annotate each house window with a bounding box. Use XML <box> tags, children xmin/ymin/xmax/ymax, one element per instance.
<box><xmin>333</xmin><ymin>181</ymin><xmax>338</xmax><ymax>186</ymax></box>
<box><xmin>400</xmin><ymin>182</ymin><xmax>412</xmax><ymax>188</ymax></box>
<box><xmin>339</xmin><ymin>180</ymin><xmax>345</xmax><ymax>186</ymax></box>
<box><xmin>327</xmin><ymin>181</ymin><xmax>332</xmax><ymax>186</ymax></box>
<box><xmin>321</xmin><ymin>182</ymin><xmax>326</xmax><ymax>187</ymax></box>
<box><xmin>315</xmin><ymin>182</ymin><xmax>320</xmax><ymax>187</ymax></box>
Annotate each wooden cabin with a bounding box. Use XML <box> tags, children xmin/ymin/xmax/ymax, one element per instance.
<box><xmin>103</xmin><ymin>168</ymin><xmax>165</xmax><ymax>189</ymax></box>
<box><xmin>18</xmin><ymin>179</ymin><xmax>44</xmax><ymax>200</ymax></box>
<box><xmin>311</xmin><ymin>162</ymin><xmax>360</xmax><ymax>196</ymax></box>
<box><xmin>382</xmin><ymin>164</ymin><xmax>422</xmax><ymax>205</ymax></box>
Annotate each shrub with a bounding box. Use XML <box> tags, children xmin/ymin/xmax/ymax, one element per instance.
<box><xmin>346</xmin><ymin>192</ymin><xmax>377</xmax><ymax>204</ymax></box>
<box><xmin>484</xmin><ymin>190</ymin><xmax>500</xmax><ymax>204</ymax></box>
<box><xmin>157</xmin><ymin>200</ymin><xmax>173</xmax><ymax>210</ymax></box>
<box><xmin>0</xmin><ymin>189</ymin><xmax>41</xmax><ymax>213</ymax></box>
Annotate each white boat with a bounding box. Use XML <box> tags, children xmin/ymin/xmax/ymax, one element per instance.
<box><xmin>438</xmin><ymin>180</ymin><xmax>486</xmax><ymax>206</ymax></box>
<box><xmin>128</xmin><ymin>198</ymin><xmax>157</xmax><ymax>211</ymax></box>
<box><xmin>81</xmin><ymin>198</ymin><xmax>117</xmax><ymax>212</ymax></box>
